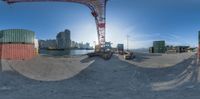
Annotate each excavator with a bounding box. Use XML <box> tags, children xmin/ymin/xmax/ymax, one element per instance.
<box><xmin>4</xmin><ymin>0</ymin><xmax>113</xmax><ymax>60</ymax></box>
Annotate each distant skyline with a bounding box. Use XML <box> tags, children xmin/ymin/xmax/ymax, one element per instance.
<box><xmin>0</xmin><ymin>0</ymin><xmax>199</xmax><ymax>49</ymax></box>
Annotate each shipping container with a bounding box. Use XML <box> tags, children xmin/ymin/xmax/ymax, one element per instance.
<box><xmin>0</xmin><ymin>44</ymin><xmax>36</xmax><ymax>60</ymax></box>
<box><xmin>153</xmin><ymin>41</ymin><xmax>165</xmax><ymax>53</ymax></box>
<box><xmin>0</xmin><ymin>29</ymin><xmax>35</xmax><ymax>44</ymax></box>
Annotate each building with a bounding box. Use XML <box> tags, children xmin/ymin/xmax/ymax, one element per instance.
<box><xmin>76</xmin><ymin>42</ymin><xmax>91</xmax><ymax>49</ymax></box>
<box><xmin>38</xmin><ymin>40</ymin><xmax>46</xmax><ymax>49</ymax></box>
<box><xmin>175</xmin><ymin>46</ymin><xmax>189</xmax><ymax>53</ymax></box>
<box><xmin>78</xmin><ymin>42</ymin><xmax>84</xmax><ymax>49</ymax></box>
<box><xmin>39</xmin><ymin>39</ymin><xmax>57</xmax><ymax>49</ymax></box>
<box><xmin>56</xmin><ymin>29</ymin><xmax>71</xmax><ymax>49</ymax></box>
<box><xmin>165</xmin><ymin>45</ymin><xmax>190</xmax><ymax>53</ymax></box>
<box><xmin>153</xmin><ymin>41</ymin><xmax>165</xmax><ymax>53</ymax></box>
<box><xmin>84</xmin><ymin>42</ymin><xmax>90</xmax><ymax>49</ymax></box>
<box><xmin>187</xmin><ymin>47</ymin><xmax>196</xmax><ymax>52</ymax></box>
<box><xmin>150</xmin><ymin>40</ymin><xmax>192</xmax><ymax>54</ymax></box>
<box><xmin>165</xmin><ymin>45</ymin><xmax>176</xmax><ymax>54</ymax></box>
<box><xmin>71</xmin><ymin>41</ymin><xmax>76</xmax><ymax>48</ymax></box>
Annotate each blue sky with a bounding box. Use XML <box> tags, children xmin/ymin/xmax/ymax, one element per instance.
<box><xmin>0</xmin><ymin>0</ymin><xmax>199</xmax><ymax>48</ymax></box>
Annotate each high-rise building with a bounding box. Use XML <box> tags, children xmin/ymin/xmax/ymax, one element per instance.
<box><xmin>71</xmin><ymin>41</ymin><xmax>75</xmax><ymax>48</ymax></box>
<box><xmin>85</xmin><ymin>43</ymin><xmax>90</xmax><ymax>49</ymax></box>
<box><xmin>56</xmin><ymin>29</ymin><xmax>71</xmax><ymax>49</ymax></box>
<box><xmin>78</xmin><ymin>42</ymin><xmax>84</xmax><ymax>49</ymax></box>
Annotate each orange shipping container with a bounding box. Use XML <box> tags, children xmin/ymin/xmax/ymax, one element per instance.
<box><xmin>0</xmin><ymin>44</ymin><xmax>36</xmax><ymax>60</ymax></box>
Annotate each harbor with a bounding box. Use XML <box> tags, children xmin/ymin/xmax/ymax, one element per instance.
<box><xmin>1</xmin><ymin>0</ymin><xmax>200</xmax><ymax>99</ymax></box>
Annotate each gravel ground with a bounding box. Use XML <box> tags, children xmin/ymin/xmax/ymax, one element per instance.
<box><xmin>118</xmin><ymin>52</ymin><xmax>196</xmax><ymax>68</ymax></box>
<box><xmin>7</xmin><ymin>55</ymin><xmax>94</xmax><ymax>81</ymax></box>
<box><xmin>0</xmin><ymin>53</ymin><xmax>199</xmax><ymax>99</ymax></box>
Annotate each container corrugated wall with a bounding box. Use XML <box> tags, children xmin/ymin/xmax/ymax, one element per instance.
<box><xmin>0</xmin><ymin>29</ymin><xmax>36</xmax><ymax>60</ymax></box>
<box><xmin>0</xmin><ymin>29</ymin><xmax>34</xmax><ymax>44</ymax></box>
<box><xmin>0</xmin><ymin>44</ymin><xmax>35</xmax><ymax>60</ymax></box>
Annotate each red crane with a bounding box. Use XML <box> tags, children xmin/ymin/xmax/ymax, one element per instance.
<box><xmin>4</xmin><ymin>0</ymin><xmax>108</xmax><ymax>52</ymax></box>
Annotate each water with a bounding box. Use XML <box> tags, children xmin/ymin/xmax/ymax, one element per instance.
<box><xmin>39</xmin><ymin>49</ymin><xmax>94</xmax><ymax>56</ymax></box>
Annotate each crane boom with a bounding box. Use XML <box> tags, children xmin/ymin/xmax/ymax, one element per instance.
<box><xmin>4</xmin><ymin>0</ymin><xmax>108</xmax><ymax>51</ymax></box>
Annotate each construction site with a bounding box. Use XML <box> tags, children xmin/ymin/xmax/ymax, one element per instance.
<box><xmin>0</xmin><ymin>0</ymin><xmax>200</xmax><ymax>99</ymax></box>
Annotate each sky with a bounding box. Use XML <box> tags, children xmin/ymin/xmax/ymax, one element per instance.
<box><xmin>0</xmin><ymin>0</ymin><xmax>200</xmax><ymax>49</ymax></box>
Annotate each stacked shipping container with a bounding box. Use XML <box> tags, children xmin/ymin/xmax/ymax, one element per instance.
<box><xmin>0</xmin><ymin>29</ymin><xmax>36</xmax><ymax>60</ymax></box>
<box><xmin>0</xmin><ymin>44</ymin><xmax>35</xmax><ymax>60</ymax></box>
<box><xmin>0</xmin><ymin>29</ymin><xmax>34</xmax><ymax>43</ymax></box>
<box><xmin>153</xmin><ymin>41</ymin><xmax>165</xmax><ymax>53</ymax></box>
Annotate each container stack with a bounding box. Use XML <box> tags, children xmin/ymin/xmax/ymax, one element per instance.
<box><xmin>0</xmin><ymin>29</ymin><xmax>36</xmax><ymax>60</ymax></box>
<box><xmin>153</xmin><ymin>41</ymin><xmax>165</xmax><ymax>53</ymax></box>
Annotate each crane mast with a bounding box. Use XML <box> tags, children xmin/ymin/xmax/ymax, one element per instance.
<box><xmin>4</xmin><ymin>0</ymin><xmax>108</xmax><ymax>52</ymax></box>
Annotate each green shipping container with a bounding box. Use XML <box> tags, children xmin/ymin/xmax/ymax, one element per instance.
<box><xmin>0</xmin><ymin>29</ymin><xmax>35</xmax><ymax>44</ymax></box>
<box><xmin>153</xmin><ymin>41</ymin><xmax>165</xmax><ymax>53</ymax></box>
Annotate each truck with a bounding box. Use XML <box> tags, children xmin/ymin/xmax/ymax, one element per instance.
<box><xmin>117</xmin><ymin>44</ymin><xmax>124</xmax><ymax>55</ymax></box>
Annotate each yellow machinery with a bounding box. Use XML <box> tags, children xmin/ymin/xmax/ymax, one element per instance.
<box><xmin>87</xmin><ymin>44</ymin><xmax>113</xmax><ymax>60</ymax></box>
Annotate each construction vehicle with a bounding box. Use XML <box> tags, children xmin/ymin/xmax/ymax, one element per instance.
<box><xmin>123</xmin><ymin>51</ymin><xmax>135</xmax><ymax>60</ymax></box>
<box><xmin>87</xmin><ymin>42</ymin><xmax>112</xmax><ymax>60</ymax></box>
<box><xmin>4</xmin><ymin>0</ymin><xmax>113</xmax><ymax>60</ymax></box>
